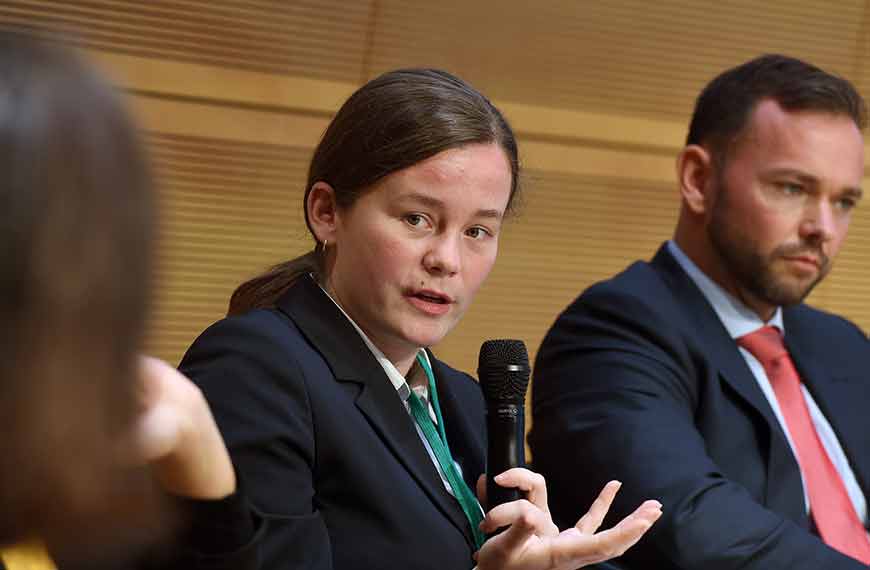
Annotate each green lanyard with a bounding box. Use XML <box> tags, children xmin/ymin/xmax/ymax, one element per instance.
<box><xmin>407</xmin><ymin>353</ymin><xmax>486</xmax><ymax>550</ymax></box>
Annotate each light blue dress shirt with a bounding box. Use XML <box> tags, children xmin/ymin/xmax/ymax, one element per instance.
<box><xmin>667</xmin><ymin>240</ymin><xmax>867</xmax><ymax>524</ymax></box>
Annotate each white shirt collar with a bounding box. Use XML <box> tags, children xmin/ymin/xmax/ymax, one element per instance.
<box><xmin>666</xmin><ymin>240</ymin><xmax>784</xmax><ymax>339</ymax></box>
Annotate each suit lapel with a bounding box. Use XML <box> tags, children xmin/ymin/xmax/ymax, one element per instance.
<box><xmin>784</xmin><ymin>308</ymin><xmax>870</xmax><ymax>498</ymax></box>
<box><xmin>276</xmin><ymin>277</ymin><xmax>475</xmax><ymax>546</ymax></box>
<box><xmin>653</xmin><ymin>247</ymin><xmax>782</xmax><ymax>425</ymax></box>
<box><xmin>350</xmin><ymin>366</ymin><xmax>476</xmax><ymax>546</ymax></box>
<box><xmin>652</xmin><ymin>246</ymin><xmax>806</xmax><ymax>523</ymax></box>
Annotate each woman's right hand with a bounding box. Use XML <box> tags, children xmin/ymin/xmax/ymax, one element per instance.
<box><xmin>475</xmin><ymin>469</ymin><xmax>661</xmax><ymax>570</ymax></box>
<box><xmin>134</xmin><ymin>356</ymin><xmax>236</xmax><ymax>500</ymax></box>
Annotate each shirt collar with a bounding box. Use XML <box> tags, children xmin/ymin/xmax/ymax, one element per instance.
<box><xmin>666</xmin><ymin>240</ymin><xmax>784</xmax><ymax>339</ymax></box>
<box><xmin>315</xmin><ymin>277</ymin><xmax>430</xmax><ymax>401</ymax></box>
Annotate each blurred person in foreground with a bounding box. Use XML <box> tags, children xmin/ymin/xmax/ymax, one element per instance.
<box><xmin>174</xmin><ymin>67</ymin><xmax>661</xmax><ymax>570</ymax></box>
<box><xmin>0</xmin><ymin>30</ymin><xmax>235</xmax><ymax>568</ymax></box>
<box><xmin>531</xmin><ymin>54</ymin><xmax>870</xmax><ymax>569</ymax></box>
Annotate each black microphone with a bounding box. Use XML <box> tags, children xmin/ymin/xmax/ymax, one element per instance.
<box><xmin>478</xmin><ymin>339</ymin><xmax>531</xmax><ymax>510</ymax></box>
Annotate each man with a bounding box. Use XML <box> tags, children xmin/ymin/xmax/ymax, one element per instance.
<box><xmin>530</xmin><ymin>54</ymin><xmax>870</xmax><ymax>569</ymax></box>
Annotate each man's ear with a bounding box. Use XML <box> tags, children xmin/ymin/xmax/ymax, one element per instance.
<box><xmin>307</xmin><ymin>181</ymin><xmax>339</xmax><ymax>243</ymax></box>
<box><xmin>676</xmin><ymin>145</ymin><xmax>716</xmax><ymax>215</ymax></box>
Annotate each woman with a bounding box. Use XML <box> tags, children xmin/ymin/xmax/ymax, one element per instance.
<box><xmin>177</xmin><ymin>68</ymin><xmax>661</xmax><ymax>570</ymax></box>
<box><xmin>0</xmin><ymin>28</ymin><xmax>160</xmax><ymax>556</ymax></box>
<box><xmin>0</xmin><ymin>30</ymin><xmax>235</xmax><ymax>568</ymax></box>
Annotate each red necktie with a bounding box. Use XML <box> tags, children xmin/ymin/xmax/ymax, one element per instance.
<box><xmin>738</xmin><ymin>326</ymin><xmax>870</xmax><ymax>563</ymax></box>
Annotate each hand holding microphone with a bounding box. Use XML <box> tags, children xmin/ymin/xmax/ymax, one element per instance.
<box><xmin>475</xmin><ymin>339</ymin><xmax>663</xmax><ymax>570</ymax></box>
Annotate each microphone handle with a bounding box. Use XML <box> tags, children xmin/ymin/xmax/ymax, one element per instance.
<box><xmin>485</xmin><ymin>401</ymin><xmax>526</xmax><ymax>509</ymax></box>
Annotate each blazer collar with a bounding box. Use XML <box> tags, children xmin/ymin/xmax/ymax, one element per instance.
<box><xmin>783</xmin><ymin>306</ymin><xmax>844</xmax><ymax>413</ymax></box>
<box><xmin>275</xmin><ymin>276</ymin><xmax>476</xmax><ymax>547</ymax></box>
<box><xmin>651</xmin><ymin>245</ymin><xmax>806</xmax><ymax>522</ymax></box>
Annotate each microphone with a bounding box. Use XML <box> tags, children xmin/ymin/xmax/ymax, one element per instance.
<box><xmin>478</xmin><ymin>339</ymin><xmax>531</xmax><ymax>510</ymax></box>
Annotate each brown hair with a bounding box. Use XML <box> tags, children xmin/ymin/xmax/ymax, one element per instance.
<box><xmin>0</xmin><ymin>30</ymin><xmax>163</xmax><ymax>552</ymax></box>
<box><xmin>228</xmin><ymin>68</ymin><xmax>520</xmax><ymax>315</ymax></box>
<box><xmin>686</xmin><ymin>54</ymin><xmax>867</xmax><ymax>165</ymax></box>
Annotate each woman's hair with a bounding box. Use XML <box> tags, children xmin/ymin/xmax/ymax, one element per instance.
<box><xmin>0</xmin><ymin>31</ymin><xmax>163</xmax><ymax>551</ymax></box>
<box><xmin>228</xmin><ymin>68</ymin><xmax>520</xmax><ymax>315</ymax></box>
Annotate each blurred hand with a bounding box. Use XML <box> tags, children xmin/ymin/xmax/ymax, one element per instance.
<box><xmin>475</xmin><ymin>469</ymin><xmax>661</xmax><ymax>570</ymax></box>
<box><xmin>133</xmin><ymin>356</ymin><xmax>235</xmax><ymax>499</ymax></box>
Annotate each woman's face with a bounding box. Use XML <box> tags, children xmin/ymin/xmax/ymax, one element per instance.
<box><xmin>326</xmin><ymin>142</ymin><xmax>512</xmax><ymax>367</ymax></box>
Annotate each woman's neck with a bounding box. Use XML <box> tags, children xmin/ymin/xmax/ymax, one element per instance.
<box><xmin>387</xmin><ymin>350</ymin><xmax>419</xmax><ymax>381</ymax></box>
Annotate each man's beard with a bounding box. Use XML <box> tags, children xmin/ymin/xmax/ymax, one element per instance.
<box><xmin>707</xmin><ymin>184</ymin><xmax>830</xmax><ymax>308</ymax></box>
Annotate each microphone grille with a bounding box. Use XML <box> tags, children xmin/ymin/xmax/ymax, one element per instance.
<box><xmin>478</xmin><ymin>339</ymin><xmax>530</xmax><ymax>403</ymax></box>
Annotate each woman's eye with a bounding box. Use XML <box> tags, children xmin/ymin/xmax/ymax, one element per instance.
<box><xmin>466</xmin><ymin>227</ymin><xmax>489</xmax><ymax>239</ymax></box>
<box><xmin>405</xmin><ymin>214</ymin><xmax>424</xmax><ymax>226</ymax></box>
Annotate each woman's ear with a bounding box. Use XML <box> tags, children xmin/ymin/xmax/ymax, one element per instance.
<box><xmin>307</xmin><ymin>181</ymin><xmax>339</xmax><ymax>244</ymax></box>
<box><xmin>676</xmin><ymin>144</ymin><xmax>716</xmax><ymax>215</ymax></box>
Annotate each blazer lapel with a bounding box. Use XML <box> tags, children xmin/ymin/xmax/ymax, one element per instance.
<box><xmin>652</xmin><ymin>246</ymin><xmax>806</xmax><ymax>523</ymax></box>
<box><xmin>653</xmin><ymin>246</ymin><xmax>782</xmax><ymax>424</ymax></box>
<box><xmin>276</xmin><ymin>277</ymin><xmax>475</xmax><ymax>546</ymax></box>
<box><xmin>784</xmin><ymin>308</ymin><xmax>870</xmax><ymax>498</ymax></box>
<box><xmin>350</xmin><ymin>369</ymin><xmax>476</xmax><ymax>546</ymax></box>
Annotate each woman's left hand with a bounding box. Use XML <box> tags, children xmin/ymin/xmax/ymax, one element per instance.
<box><xmin>475</xmin><ymin>468</ymin><xmax>661</xmax><ymax>570</ymax></box>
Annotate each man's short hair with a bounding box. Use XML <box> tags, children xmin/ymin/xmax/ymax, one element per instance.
<box><xmin>686</xmin><ymin>54</ymin><xmax>867</xmax><ymax>162</ymax></box>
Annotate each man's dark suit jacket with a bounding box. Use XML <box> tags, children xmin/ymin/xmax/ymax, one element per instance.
<box><xmin>175</xmin><ymin>275</ymin><xmax>486</xmax><ymax>569</ymax></box>
<box><xmin>530</xmin><ymin>244</ymin><xmax>870</xmax><ymax>570</ymax></box>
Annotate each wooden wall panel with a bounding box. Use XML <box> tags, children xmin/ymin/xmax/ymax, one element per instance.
<box><xmin>145</xmin><ymin>133</ymin><xmax>311</xmax><ymax>365</ymax></box>
<box><xmin>0</xmin><ymin>0</ymin><xmax>373</xmax><ymax>81</ymax></box>
<box><xmin>0</xmin><ymin>1</ymin><xmax>867</xmax><ymax>374</ymax></box>
<box><xmin>370</xmin><ymin>0</ymin><xmax>866</xmax><ymax>120</ymax></box>
<box><xmin>4</xmin><ymin>0</ymin><xmax>867</xmax><ymax>120</ymax></box>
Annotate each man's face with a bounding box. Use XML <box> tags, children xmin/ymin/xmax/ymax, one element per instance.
<box><xmin>706</xmin><ymin>99</ymin><xmax>864</xmax><ymax>316</ymax></box>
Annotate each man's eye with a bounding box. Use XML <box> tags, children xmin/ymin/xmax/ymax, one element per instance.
<box><xmin>781</xmin><ymin>182</ymin><xmax>803</xmax><ymax>195</ymax></box>
<box><xmin>406</xmin><ymin>214</ymin><xmax>424</xmax><ymax>226</ymax></box>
